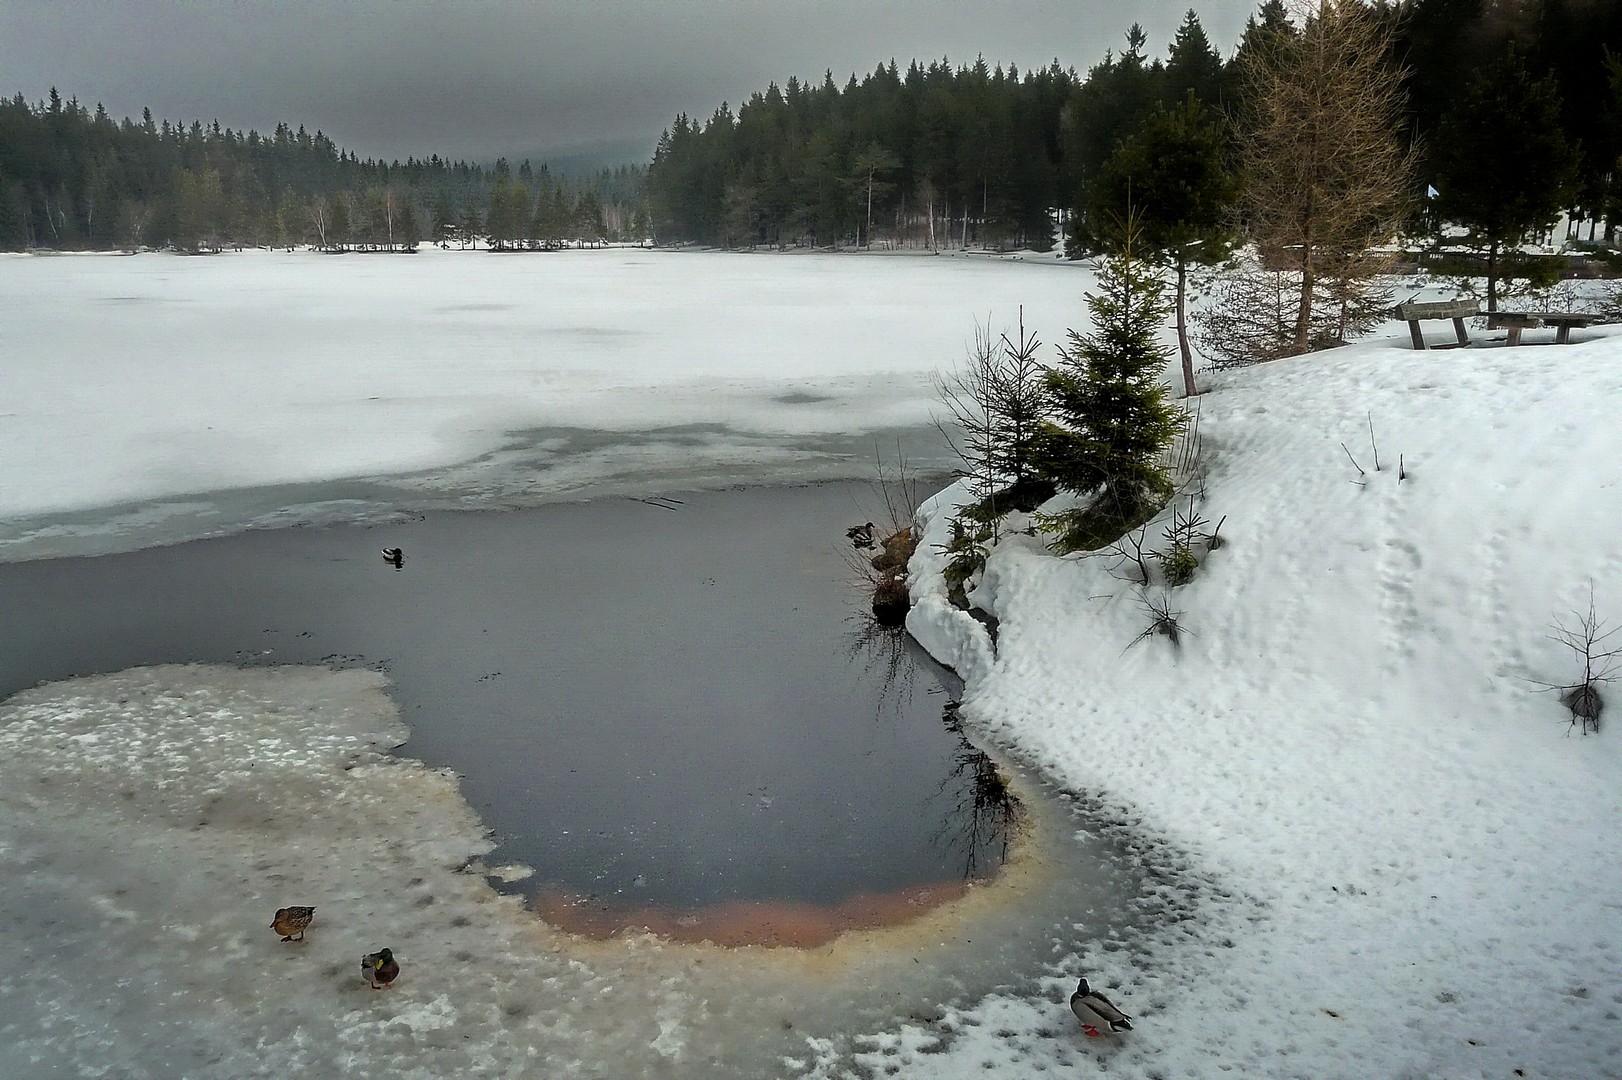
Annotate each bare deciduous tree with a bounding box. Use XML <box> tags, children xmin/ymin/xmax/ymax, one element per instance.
<box><xmin>1235</xmin><ymin>0</ymin><xmax>1415</xmax><ymax>357</ymax></box>
<box><xmin>934</xmin><ymin>308</ymin><xmax>1049</xmax><ymax>521</ymax></box>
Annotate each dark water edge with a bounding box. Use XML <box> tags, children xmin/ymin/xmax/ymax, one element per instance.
<box><xmin>2</xmin><ymin>480</ymin><xmax>1017</xmax><ymax>913</ymax></box>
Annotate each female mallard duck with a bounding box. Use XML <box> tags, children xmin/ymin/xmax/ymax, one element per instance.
<box><xmin>362</xmin><ymin>948</ymin><xmax>400</xmax><ymax>989</ymax></box>
<box><xmin>846</xmin><ymin>522</ymin><xmax>876</xmax><ymax>549</ymax></box>
<box><xmin>270</xmin><ymin>906</ymin><xmax>315</xmax><ymax>942</ymax></box>
<box><xmin>381</xmin><ymin>547</ymin><xmax>404</xmax><ymax>568</ymax></box>
<box><xmin>1070</xmin><ymin>977</ymin><xmax>1132</xmax><ymax>1036</ymax></box>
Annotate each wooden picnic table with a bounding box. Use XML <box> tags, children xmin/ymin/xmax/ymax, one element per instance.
<box><xmin>1485</xmin><ymin>310</ymin><xmax>1600</xmax><ymax>346</ymax></box>
<box><xmin>1395</xmin><ymin>299</ymin><xmax>1480</xmax><ymax>350</ymax></box>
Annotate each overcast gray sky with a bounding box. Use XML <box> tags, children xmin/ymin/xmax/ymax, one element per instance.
<box><xmin>0</xmin><ymin>1</ymin><xmax>1259</xmax><ymax>164</ymax></box>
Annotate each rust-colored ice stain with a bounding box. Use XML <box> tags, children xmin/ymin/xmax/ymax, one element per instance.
<box><xmin>535</xmin><ymin>878</ymin><xmax>983</xmax><ymax>948</ymax></box>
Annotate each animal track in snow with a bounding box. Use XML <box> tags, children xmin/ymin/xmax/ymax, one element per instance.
<box><xmin>1376</xmin><ymin>538</ymin><xmax>1424</xmax><ymax>672</ymax></box>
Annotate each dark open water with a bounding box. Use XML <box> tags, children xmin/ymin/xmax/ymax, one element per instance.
<box><xmin>1</xmin><ymin>481</ymin><xmax>1012</xmax><ymax>915</ymax></box>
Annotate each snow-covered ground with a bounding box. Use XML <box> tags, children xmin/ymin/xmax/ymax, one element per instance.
<box><xmin>896</xmin><ymin>331</ymin><xmax>1622</xmax><ymax>1078</ymax></box>
<box><xmin>3</xmin><ymin>249</ymin><xmax>1620</xmax><ymax>1077</ymax></box>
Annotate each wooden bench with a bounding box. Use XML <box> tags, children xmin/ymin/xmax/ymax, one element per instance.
<box><xmin>1395</xmin><ymin>299</ymin><xmax>1480</xmax><ymax>350</ymax></box>
<box><xmin>1485</xmin><ymin>310</ymin><xmax>1600</xmax><ymax>346</ymax></box>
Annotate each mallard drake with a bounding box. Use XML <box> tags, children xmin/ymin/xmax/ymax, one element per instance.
<box><xmin>362</xmin><ymin>948</ymin><xmax>399</xmax><ymax>989</ymax></box>
<box><xmin>381</xmin><ymin>547</ymin><xmax>404</xmax><ymax>568</ymax></box>
<box><xmin>270</xmin><ymin>906</ymin><xmax>315</xmax><ymax>942</ymax></box>
<box><xmin>846</xmin><ymin>522</ymin><xmax>876</xmax><ymax>549</ymax></box>
<box><xmin>1070</xmin><ymin>977</ymin><xmax>1132</xmax><ymax>1036</ymax></box>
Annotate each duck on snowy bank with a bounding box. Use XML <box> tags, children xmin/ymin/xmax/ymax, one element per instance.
<box><xmin>1070</xmin><ymin>977</ymin><xmax>1133</xmax><ymax>1037</ymax></box>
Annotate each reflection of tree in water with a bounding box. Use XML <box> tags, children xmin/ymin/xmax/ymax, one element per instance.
<box><xmin>933</xmin><ymin>700</ymin><xmax>1019</xmax><ymax>879</ymax></box>
<box><xmin>845</xmin><ymin>604</ymin><xmax>1019</xmax><ymax>878</ymax></box>
<box><xmin>844</xmin><ymin>610</ymin><xmax>930</xmax><ymax>722</ymax></box>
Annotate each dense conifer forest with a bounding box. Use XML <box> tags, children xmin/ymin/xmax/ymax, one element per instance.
<box><xmin>646</xmin><ymin>0</ymin><xmax>1622</xmax><ymax>251</ymax></box>
<box><xmin>0</xmin><ymin>90</ymin><xmax>646</xmax><ymax>252</ymax></box>
<box><xmin>2</xmin><ymin>0</ymin><xmax>1617</xmax><ymax>255</ymax></box>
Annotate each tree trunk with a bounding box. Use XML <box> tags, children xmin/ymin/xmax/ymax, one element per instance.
<box><xmin>1293</xmin><ymin>247</ymin><xmax>1314</xmax><ymax>354</ymax></box>
<box><xmin>1176</xmin><ymin>259</ymin><xmax>1196</xmax><ymax>397</ymax></box>
<box><xmin>865</xmin><ymin>173</ymin><xmax>874</xmax><ymax>249</ymax></box>
<box><xmin>1487</xmin><ymin>240</ymin><xmax>1498</xmax><ymax>312</ymax></box>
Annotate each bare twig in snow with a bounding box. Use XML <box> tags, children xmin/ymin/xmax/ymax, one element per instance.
<box><xmin>1341</xmin><ymin>442</ymin><xmax>1366</xmax><ymax>483</ymax></box>
<box><xmin>1125</xmin><ymin>590</ymin><xmax>1188</xmax><ymax>653</ymax></box>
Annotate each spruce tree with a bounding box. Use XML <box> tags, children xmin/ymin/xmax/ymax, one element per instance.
<box><xmin>430</xmin><ymin>190</ymin><xmax>455</xmax><ymax>247</ymax></box>
<box><xmin>458</xmin><ymin>200</ymin><xmax>483</xmax><ymax>249</ymax></box>
<box><xmin>1038</xmin><ymin>213</ymin><xmax>1182</xmax><ymax>553</ymax></box>
<box><xmin>1163</xmin><ymin>9</ymin><xmax>1225</xmax><ymax>108</ymax></box>
<box><xmin>327</xmin><ymin>193</ymin><xmax>350</xmax><ymax>251</ymax></box>
<box><xmin>1431</xmin><ymin>45</ymin><xmax>1579</xmax><ymax>310</ymax></box>
<box><xmin>396</xmin><ymin>197</ymin><xmax>421</xmax><ymax>250</ymax></box>
<box><xmin>0</xmin><ymin>167</ymin><xmax>24</xmax><ymax>250</ymax></box>
<box><xmin>1087</xmin><ymin>97</ymin><xmax>1239</xmax><ymax>396</ymax></box>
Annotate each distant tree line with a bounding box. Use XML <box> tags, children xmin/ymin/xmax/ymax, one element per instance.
<box><xmin>644</xmin><ymin>0</ymin><xmax>1622</xmax><ymax>253</ymax></box>
<box><xmin>0</xmin><ymin>88</ymin><xmax>650</xmax><ymax>252</ymax></box>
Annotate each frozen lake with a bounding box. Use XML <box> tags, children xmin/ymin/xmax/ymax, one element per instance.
<box><xmin>0</xmin><ymin>246</ymin><xmax>1088</xmax><ymax>562</ymax></box>
<box><xmin>0</xmin><ymin>248</ymin><xmax>1155</xmax><ymax>1075</ymax></box>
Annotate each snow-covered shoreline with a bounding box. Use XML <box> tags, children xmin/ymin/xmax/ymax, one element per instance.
<box><xmin>881</xmin><ymin>334</ymin><xmax>1622</xmax><ymax>1078</ymax></box>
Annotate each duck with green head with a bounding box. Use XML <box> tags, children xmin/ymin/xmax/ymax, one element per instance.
<box><xmin>361</xmin><ymin>948</ymin><xmax>399</xmax><ymax>989</ymax></box>
<box><xmin>1070</xmin><ymin>977</ymin><xmax>1132</xmax><ymax>1037</ymax></box>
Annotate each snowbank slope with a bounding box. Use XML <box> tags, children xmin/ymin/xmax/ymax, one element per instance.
<box><xmin>894</xmin><ymin>334</ymin><xmax>1622</xmax><ymax>1078</ymax></box>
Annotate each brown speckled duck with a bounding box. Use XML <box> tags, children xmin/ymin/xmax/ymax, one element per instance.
<box><xmin>270</xmin><ymin>906</ymin><xmax>315</xmax><ymax>942</ymax></box>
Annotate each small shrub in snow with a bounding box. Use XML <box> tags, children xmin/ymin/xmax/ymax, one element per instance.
<box><xmin>939</xmin><ymin>517</ymin><xmax>993</xmax><ymax>609</ymax></box>
<box><xmin>1152</xmin><ymin>501</ymin><xmax>1211</xmax><ymax>587</ymax></box>
<box><xmin>1195</xmin><ymin>257</ymin><xmax>1397</xmax><ymax>368</ymax></box>
<box><xmin>1545</xmin><ymin>590</ymin><xmax>1618</xmax><ymax>734</ymax></box>
<box><xmin>1101</xmin><ymin>524</ymin><xmax>1153</xmax><ymax>585</ymax></box>
<box><xmin>1093</xmin><ymin>502</ymin><xmax>1225</xmax><ymax>587</ymax></box>
<box><xmin>1126</xmin><ymin>590</ymin><xmax>1187</xmax><ymax>652</ymax></box>
<box><xmin>1155</xmin><ymin>543</ymin><xmax>1200</xmax><ymax>587</ymax></box>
